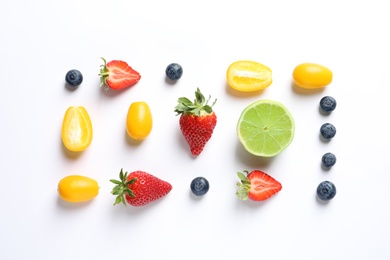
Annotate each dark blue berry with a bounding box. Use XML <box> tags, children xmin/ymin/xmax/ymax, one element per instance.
<box><xmin>322</xmin><ymin>152</ymin><xmax>337</xmax><ymax>168</ymax></box>
<box><xmin>65</xmin><ymin>69</ymin><xmax>83</xmax><ymax>87</ymax></box>
<box><xmin>320</xmin><ymin>96</ymin><xmax>337</xmax><ymax>113</ymax></box>
<box><xmin>316</xmin><ymin>181</ymin><xmax>336</xmax><ymax>201</ymax></box>
<box><xmin>190</xmin><ymin>177</ymin><xmax>209</xmax><ymax>196</ymax></box>
<box><xmin>320</xmin><ymin>123</ymin><xmax>336</xmax><ymax>139</ymax></box>
<box><xmin>165</xmin><ymin>63</ymin><xmax>183</xmax><ymax>80</ymax></box>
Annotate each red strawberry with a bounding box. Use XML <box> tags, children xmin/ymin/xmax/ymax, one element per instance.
<box><xmin>110</xmin><ymin>169</ymin><xmax>172</xmax><ymax>207</ymax></box>
<box><xmin>236</xmin><ymin>170</ymin><xmax>282</xmax><ymax>201</ymax></box>
<box><xmin>174</xmin><ymin>88</ymin><xmax>217</xmax><ymax>156</ymax></box>
<box><xmin>99</xmin><ymin>57</ymin><xmax>141</xmax><ymax>90</ymax></box>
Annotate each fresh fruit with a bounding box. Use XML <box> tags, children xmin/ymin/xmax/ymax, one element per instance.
<box><xmin>292</xmin><ymin>63</ymin><xmax>333</xmax><ymax>89</ymax></box>
<box><xmin>62</xmin><ymin>106</ymin><xmax>93</xmax><ymax>152</ymax></box>
<box><xmin>165</xmin><ymin>63</ymin><xmax>183</xmax><ymax>80</ymax></box>
<box><xmin>126</xmin><ymin>101</ymin><xmax>153</xmax><ymax>140</ymax></box>
<box><xmin>190</xmin><ymin>177</ymin><xmax>209</xmax><ymax>196</ymax></box>
<box><xmin>58</xmin><ymin>175</ymin><xmax>99</xmax><ymax>203</ymax></box>
<box><xmin>322</xmin><ymin>152</ymin><xmax>337</xmax><ymax>168</ymax></box>
<box><xmin>316</xmin><ymin>181</ymin><xmax>336</xmax><ymax>201</ymax></box>
<box><xmin>320</xmin><ymin>123</ymin><xmax>336</xmax><ymax>140</ymax></box>
<box><xmin>174</xmin><ymin>88</ymin><xmax>217</xmax><ymax>156</ymax></box>
<box><xmin>226</xmin><ymin>60</ymin><xmax>272</xmax><ymax>92</ymax></box>
<box><xmin>236</xmin><ymin>170</ymin><xmax>282</xmax><ymax>201</ymax></box>
<box><xmin>65</xmin><ymin>69</ymin><xmax>83</xmax><ymax>87</ymax></box>
<box><xmin>320</xmin><ymin>96</ymin><xmax>337</xmax><ymax>113</ymax></box>
<box><xmin>110</xmin><ymin>169</ymin><xmax>172</xmax><ymax>207</ymax></box>
<box><xmin>99</xmin><ymin>57</ymin><xmax>141</xmax><ymax>90</ymax></box>
<box><xmin>237</xmin><ymin>99</ymin><xmax>295</xmax><ymax>157</ymax></box>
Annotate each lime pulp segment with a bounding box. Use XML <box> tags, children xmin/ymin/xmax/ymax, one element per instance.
<box><xmin>237</xmin><ymin>100</ymin><xmax>295</xmax><ymax>157</ymax></box>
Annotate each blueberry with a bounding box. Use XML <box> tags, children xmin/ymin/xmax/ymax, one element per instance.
<box><xmin>190</xmin><ymin>177</ymin><xmax>209</xmax><ymax>196</ymax></box>
<box><xmin>320</xmin><ymin>123</ymin><xmax>336</xmax><ymax>140</ymax></box>
<box><xmin>165</xmin><ymin>63</ymin><xmax>183</xmax><ymax>80</ymax></box>
<box><xmin>316</xmin><ymin>181</ymin><xmax>336</xmax><ymax>201</ymax></box>
<box><xmin>65</xmin><ymin>69</ymin><xmax>83</xmax><ymax>87</ymax></box>
<box><xmin>320</xmin><ymin>96</ymin><xmax>337</xmax><ymax>113</ymax></box>
<box><xmin>322</xmin><ymin>152</ymin><xmax>337</xmax><ymax>168</ymax></box>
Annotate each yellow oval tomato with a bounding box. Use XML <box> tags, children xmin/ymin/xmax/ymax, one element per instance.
<box><xmin>62</xmin><ymin>106</ymin><xmax>93</xmax><ymax>152</ymax></box>
<box><xmin>292</xmin><ymin>63</ymin><xmax>333</xmax><ymax>89</ymax></box>
<box><xmin>126</xmin><ymin>101</ymin><xmax>153</xmax><ymax>140</ymax></box>
<box><xmin>226</xmin><ymin>60</ymin><xmax>272</xmax><ymax>92</ymax></box>
<box><xmin>58</xmin><ymin>175</ymin><xmax>99</xmax><ymax>203</ymax></box>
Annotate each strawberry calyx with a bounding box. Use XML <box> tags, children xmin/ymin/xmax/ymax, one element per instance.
<box><xmin>236</xmin><ymin>171</ymin><xmax>251</xmax><ymax>201</ymax></box>
<box><xmin>99</xmin><ymin>57</ymin><xmax>110</xmax><ymax>89</ymax></box>
<box><xmin>110</xmin><ymin>168</ymin><xmax>137</xmax><ymax>206</ymax></box>
<box><xmin>174</xmin><ymin>88</ymin><xmax>217</xmax><ymax>116</ymax></box>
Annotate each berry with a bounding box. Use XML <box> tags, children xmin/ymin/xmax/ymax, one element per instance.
<box><xmin>65</xmin><ymin>69</ymin><xmax>83</xmax><ymax>87</ymax></box>
<box><xmin>99</xmin><ymin>58</ymin><xmax>141</xmax><ymax>90</ymax></box>
<box><xmin>322</xmin><ymin>152</ymin><xmax>336</xmax><ymax>168</ymax></box>
<box><xmin>316</xmin><ymin>181</ymin><xmax>336</xmax><ymax>201</ymax></box>
<box><xmin>320</xmin><ymin>123</ymin><xmax>336</xmax><ymax>140</ymax></box>
<box><xmin>174</xmin><ymin>88</ymin><xmax>217</xmax><ymax>156</ymax></box>
<box><xmin>320</xmin><ymin>96</ymin><xmax>337</xmax><ymax>113</ymax></box>
<box><xmin>236</xmin><ymin>170</ymin><xmax>282</xmax><ymax>201</ymax></box>
<box><xmin>166</xmin><ymin>63</ymin><xmax>183</xmax><ymax>80</ymax></box>
<box><xmin>110</xmin><ymin>169</ymin><xmax>172</xmax><ymax>207</ymax></box>
<box><xmin>190</xmin><ymin>177</ymin><xmax>209</xmax><ymax>196</ymax></box>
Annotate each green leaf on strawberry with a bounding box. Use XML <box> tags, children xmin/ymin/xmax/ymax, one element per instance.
<box><xmin>110</xmin><ymin>169</ymin><xmax>137</xmax><ymax>206</ymax></box>
<box><xmin>174</xmin><ymin>88</ymin><xmax>216</xmax><ymax>116</ymax></box>
<box><xmin>236</xmin><ymin>171</ymin><xmax>251</xmax><ymax>200</ymax></box>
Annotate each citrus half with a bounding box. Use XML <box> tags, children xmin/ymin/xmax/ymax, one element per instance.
<box><xmin>237</xmin><ymin>100</ymin><xmax>295</xmax><ymax>157</ymax></box>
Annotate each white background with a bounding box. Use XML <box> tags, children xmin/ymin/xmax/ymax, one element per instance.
<box><xmin>1</xmin><ymin>0</ymin><xmax>389</xmax><ymax>259</ymax></box>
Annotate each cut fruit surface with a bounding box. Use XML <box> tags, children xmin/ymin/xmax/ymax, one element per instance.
<box><xmin>61</xmin><ymin>106</ymin><xmax>93</xmax><ymax>152</ymax></box>
<box><xmin>226</xmin><ymin>60</ymin><xmax>272</xmax><ymax>92</ymax></box>
<box><xmin>237</xmin><ymin>100</ymin><xmax>295</xmax><ymax>157</ymax></box>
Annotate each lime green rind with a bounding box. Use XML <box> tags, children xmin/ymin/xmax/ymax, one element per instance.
<box><xmin>237</xmin><ymin>99</ymin><xmax>295</xmax><ymax>157</ymax></box>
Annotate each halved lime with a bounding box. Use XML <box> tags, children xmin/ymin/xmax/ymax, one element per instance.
<box><xmin>237</xmin><ymin>100</ymin><xmax>295</xmax><ymax>157</ymax></box>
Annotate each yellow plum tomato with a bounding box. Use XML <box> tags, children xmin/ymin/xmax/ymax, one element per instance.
<box><xmin>126</xmin><ymin>101</ymin><xmax>153</xmax><ymax>140</ymax></box>
<box><xmin>58</xmin><ymin>175</ymin><xmax>99</xmax><ymax>203</ymax></box>
<box><xmin>292</xmin><ymin>63</ymin><xmax>333</xmax><ymax>89</ymax></box>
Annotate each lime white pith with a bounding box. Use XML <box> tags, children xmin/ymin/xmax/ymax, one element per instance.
<box><xmin>237</xmin><ymin>100</ymin><xmax>295</xmax><ymax>157</ymax></box>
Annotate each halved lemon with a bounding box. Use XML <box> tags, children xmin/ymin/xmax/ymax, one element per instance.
<box><xmin>226</xmin><ymin>60</ymin><xmax>272</xmax><ymax>92</ymax></box>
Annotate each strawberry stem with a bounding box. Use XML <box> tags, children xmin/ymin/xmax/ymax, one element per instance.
<box><xmin>174</xmin><ymin>88</ymin><xmax>217</xmax><ymax>116</ymax></box>
<box><xmin>236</xmin><ymin>171</ymin><xmax>251</xmax><ymax>201</ymax></box>
<box><xmin>99</xmin><ymin>57</ymin><xmax>110</xmax><ymax>88</ymax></box>
<box><xmin>110</xmin><ymin>168</ymin><xmax>137</xmax><ymax>206</ymax></box>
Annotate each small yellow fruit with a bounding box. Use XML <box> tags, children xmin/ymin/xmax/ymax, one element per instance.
<box><xmin>292</xmin><ymin>63</ymin><xmax>333</xmax><ymax>89</ymax></box>
<box><xmin>58</xmin><ymin>175</ymin><xmax>99</xmax><ymax>203</ymax></box>
<box><xmin>226</xmin><ymin>60</ymin><xmax>272</xmax><ymax>92</ymax></box>
<box><xmin>61</xmin><ymin>106</ymin><xmax>93</xmax><ymax>152</ymax></box>
<box><xmin>126</xmin><ymin>101</ymin><xmax>153</xmax><ymax>140</ymax></box>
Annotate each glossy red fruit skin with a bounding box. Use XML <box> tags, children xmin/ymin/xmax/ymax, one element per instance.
<box><xmin>179</xmin><ymin>112</ymin><xmax>217</xmax><ymax>156</ymax></box>
<box><xmin>124</xmin><ymin>171</ymin><xmax>172</xmax><ymax>206</ymax></box>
